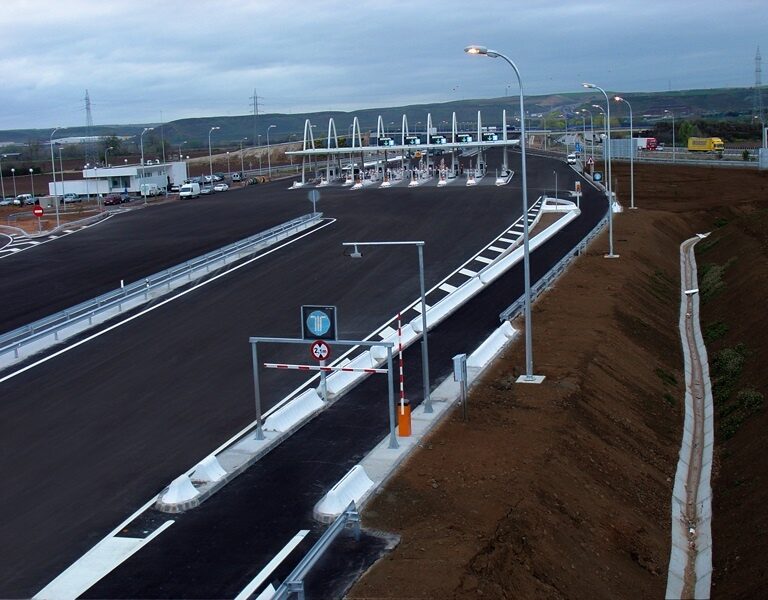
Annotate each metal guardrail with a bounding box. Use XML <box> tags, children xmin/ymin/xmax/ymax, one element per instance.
<box><xmin>500</xmin><ymin>213</ymin><xmax>609</xmax><ymax>322</ymax></box>
<box><xmin>0</xmin><ymin>213</ymin><xmax>321</xmax><ymax>363</ymax></box>
<box><xmin>272</xmin><ymin>502</ymin><xmax>360</xmax><ymax>600</ymax></box>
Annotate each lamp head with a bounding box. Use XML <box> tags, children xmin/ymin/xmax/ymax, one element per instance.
<box><xmin>592</xmin><ymin>104</ymin><xmax>602</xmax><ymax>110</ymax></box>
<box><xmin>464</xmin><ymin>45</ymin><xmax>487</xmax><ymax>55</ymax></box>
<box><xmin>614</xmin><ymin>95</ymin><xmax>624</xmax><ymax>102</ymax></box>
<box><xmin>582</xmin><ymin>82</ymin><xmax>595</xmax><ymax>89</ymax></box>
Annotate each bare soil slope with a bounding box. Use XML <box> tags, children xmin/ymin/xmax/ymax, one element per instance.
<box><xmin>348</xmin><ymin>163</ymin><xmax>768</xmax><ymax>599</ymax></box>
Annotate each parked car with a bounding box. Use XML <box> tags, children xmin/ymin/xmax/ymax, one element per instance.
<box><xmin>170</xmin><ymin>183</ymin><xmax>181</xmax><ymax>192</ymax></box>
<box><xmin>179</xmin><ymin>182</ymin><xmax>201</xmax><ymax>198</ymax></box>
<box><xmin>0</xmin><ymin>197</ymin><xmax>13</xmax><ymax>206</ymax></box>
<box><xmin>213</xmin><ymin>183</ymin><xmax>229</xmax><ymax>192</ymax></box>
<box><xmin>104</xmin><ymin>194</ymin><xmax>122</xmax><ymax>206</ymax></box>
<box><xmin>16</xmin><ymin>194</ymin><xmax>34</xmax><ymax>205</ymax></box>
<box><xmin>566</xmin><ymin>153</ymin><xmax>577</xmax><ymax>165</ymax></box>
<box><xmin>200</xmin><ymin>186</ymin><xmax>214</xmax><ymax>195</ymax></box>
<box><xmin>231</xmin><ymin>172</ymin><xmax>242</xmax><ymax>182</ymax></box>
<box><xmin>63</xmin><ymin>193</ymin><xmax>79</xmax><ymax>203</ymax></box>
<box><xmin>120</xmin><ymin>192</ymin><xmax>131</xmax><ymax>203</ymax></box>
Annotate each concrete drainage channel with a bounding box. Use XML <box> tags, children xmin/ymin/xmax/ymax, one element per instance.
<box><xmin>0</xmin><ymin>213</ymin><xmax>322</xmax><ymax>369</ymax></box>
<box><xmin>665</xmin><ymin>235</ymin><xmax>714</xmax><ymax>599</ymax></box>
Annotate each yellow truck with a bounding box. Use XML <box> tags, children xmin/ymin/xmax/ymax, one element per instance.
<box><xmin>687</xmin><ymin>137</ymin><xmax>725</xmax><ymax>152</ymax></box>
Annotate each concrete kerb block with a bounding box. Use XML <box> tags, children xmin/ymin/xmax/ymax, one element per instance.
<box><xmin>467</xmin><ymin>322</ymin><xmax>516</xmax><ymax>369</ymax></box>
<box><xmin>191</xmin><ymin>455</ymin><xmax>227</xmax><ymax>484</ymax></box>
<box><xmin>263</xmin><ymin>388</ymin><xmax>324</xmax><ymax>432</ymax></box>
<box><xmin>156</xmin><ymin>475</ymin><xmax>200</xmax><ymax>512</ymax></box>
<box><xmin>313</xmin><ymin>465</ymin><xmax>374</xmax><ymax>523</ymax></box>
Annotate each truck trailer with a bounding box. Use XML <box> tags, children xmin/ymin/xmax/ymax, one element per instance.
<box><xmin>687</xmin><ymin>137</ymin><xmax>724</xmax><ymax>152</ymax></box>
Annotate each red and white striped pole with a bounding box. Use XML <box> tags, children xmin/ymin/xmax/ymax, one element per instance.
<box><xmin>397</xmin><ymin>311</ymin><xmax>412</xmax><ymax>436</ymax></box>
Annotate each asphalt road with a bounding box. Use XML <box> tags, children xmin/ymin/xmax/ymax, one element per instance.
<box><xmin>0</xmin><ymin>186</ymin><xmax>310</xmax><ymax>334</ymax></box>
<box><xmin>82</xmin><ymin>154</ymin><xmax>606</xmax><ymax>599</ymax></box>
<box><xmin>1</xmin><ymin>150</ymin><xmax>591</xmax><ymax>597</ymax></box>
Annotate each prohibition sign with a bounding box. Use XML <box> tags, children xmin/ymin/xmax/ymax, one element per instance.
<box><xmin>310</xmin><ymin>340</ymin><xmax>331</xmax><ymax>362</ymax></box>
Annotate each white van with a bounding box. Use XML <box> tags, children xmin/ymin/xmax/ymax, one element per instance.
<box><xmin>140</xmin><ymin>183</ymin><xmax>160</xmax><ymax>197</ymax></box>
<box><xmin>179</xmin><ymin>182</ymin><xmax>201</xmax><ymax>199</ymax></box>
<box><xmin>566</xmin><ymin>153</ymin><xmax>577</xmax><ymax>165</ymax></box>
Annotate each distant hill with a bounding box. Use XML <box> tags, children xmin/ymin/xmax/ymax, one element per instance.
<box><xmin>0</xmin><ymin>86</ymin><xmax>759</xmax><ymax>148</ymax></box>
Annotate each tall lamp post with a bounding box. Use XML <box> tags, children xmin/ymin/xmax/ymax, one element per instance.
<box><xmin>466</xmin><ymin>44</ymin><xmax>543</xmax><ymax>383</ymax></box>
<box><xmin>58</xmin><ymin>146</ymin><xmax>65</xmax><ymax>196</ymax></box>
<box><xmin>239</xmin><ymin>137</ymin><xmax>247</xmax><ymax>176</ymax></box>
<box><xmin>0</xmin><ymin>154</ymin><xmax>6</xmax><ymax>200</ymax></box>
<box><xmin>552</xmin><ymin>170</ymin><xmax>558</xmax><ymax>201</ymax></box>
<box><xmin>614</xmin><ymin>95</ymin><xmax>636</xmax><ymax>209</ymax></box>
<box><xmin>49</xmin><ymin>127</ymin><xmax>61</xmax><ymax>227</ymax></box>
<box><xmin>226</xmin><ymin>151</ymin><xmax>231</xmax><ymax>176</ymax></box>
<box><xmin>208</xmin><ymin>126</ymin><xmax>220</xmax><ymax>188</ymax></box>
<box><xmin>584</xmin><ymin>82</ymin><xmax>619</xmax><ymax>258</ymax></box>
<box><xmin>267</xmin><ymin>124</ymin><xmax>276</xmax><ymax>179</ymax></box>
<box><xmin>591</xmin><ymin>104</ymin><xmax>608</xmax><ymax>176</ymax></box>
<box><xmin>177</xmin><ymin>141</ymin><xmax>187</xmax><ymax>161</ymax></box>
<box><xmin>342</xmin><ymin>240</ymin><xmax>434</xmax><ymax>411</ymax></box>
<box><xmin>104</xmin><ymin>146</ymin><xmax>113</xmax><ymax>168</ymax></box>
<box><xmin>140</xmin><ymin>127</ymin><xmax>153</xmax><ymax>166</ymax></box>
<box><xmin>11</xmin><ymin>167</ymin><xmax>17</xmax><ymax>198</ymax></box>
<box><xmin>580</xmin><ymin>108</ymin><xmax>595</xmax><ymax>163</ymax></box>
<box><xmin>664</xmin><ymin>109</ymin><xmax>676</xmax><ymax>162</ymax></box>
<box><xmin>29</xmin><ymin>168</ymin><xmax>35</xmax><ymax>199</ymax></box>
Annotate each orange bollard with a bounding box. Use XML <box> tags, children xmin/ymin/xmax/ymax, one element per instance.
<box><xmin>398</xmin><ymin>400</ymin><xmax>412</xmax><ymax>437</ymax></box>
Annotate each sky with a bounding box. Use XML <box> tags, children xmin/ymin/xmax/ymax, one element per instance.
<box><xmin>0</xmin><ymin>0</ymin><xmax>765</xmax><ymax>130</ymax></box>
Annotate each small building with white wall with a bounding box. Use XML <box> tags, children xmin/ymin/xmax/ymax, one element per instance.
<box><xmin>48</xmin><ymin>161</ymin><xmax>188</xmax><ymax>197</ymax></box>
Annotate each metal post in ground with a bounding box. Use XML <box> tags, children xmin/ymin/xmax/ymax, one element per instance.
<box><xmin>250</xmin><ymin>342</ymin><xmax>266</xmax><ymax>440</ymax></box>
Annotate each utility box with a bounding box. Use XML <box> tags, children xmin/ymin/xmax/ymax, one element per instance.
<box><xmin>759</xmin><ymin>148</ymin><xmax>768</xmax><ymax>170</ymax></box>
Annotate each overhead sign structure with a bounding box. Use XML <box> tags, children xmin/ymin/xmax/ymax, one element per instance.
<box><xmin>33</xmin><ymin>206</ymin><xmax>44</xmax><ymax>217</ymax></box>
<box><xmin>310</xmin><ymin>340</ymin><xmax>331</xmax><ymax>362</ymax></box>
<box><xmin>301</xmin><ymin>305</ymin><xmax>338</xmax><ymax>341</ymax></box>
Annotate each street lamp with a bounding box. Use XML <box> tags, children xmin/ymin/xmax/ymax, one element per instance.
<box><xmin>614</xmin><ymin>95</ymin><xmax>636</xmax><ymax>209</ymax></box>
<box><xmin>342</xmin><ymin>240</ymin><xmax>434</xmax><ymax>411</ymax></box>
<box><xmin>104</xmin><ymin>146</ymin><xmax>113</xmax><ymax>168</ymax></box>
<box><xmin>664</xmin><ymin>109</ymin><xmax>676</xmax><ymax>162</ymax></box>
<box><xmin>140</xmin><ymin>127</ymin><xmax>153</xmax><ymax>166</ymax></box>
<box><xmin>49</xmin><ymin>127</ymin><xmax>61</xmax><ymax>227</ymax></box>
<box><xmin>580</xmin><ymin>109</ymin><xmax>595</xmax><ymax>161</ymax></box>
<box><xmin>0</xmin><ymin>155</ymin><xmax>6</xmax><ymax>199</ymax></box>
<box><xmin>584</xmin><ymin>82</ymin><xmax>618</xmax><ymax>258</ymax></box>
<box><xmin>58</xmin><ymin>146</ymin><xmax>64</xmax><ymax>196</ymax></box>
<box><xmin>591</xmin><ymin>104</ymin><xmax>608</xmax><ymax>176</ymax></box>
<box><xmin>29</xmin><ymin>168</ymin><xmax>34</xmax><ymax>199</ymax></box>
<box><xmin>208</xmin><ymin>126</ymin><xmax>220</xmax><ymax>188</ymax></box>
<box><xmin>226</xmin><ymin>151</ymin><xmax>230</xmax><ymax>176</ymax></box>
<box><xmin>239</xmin><ymin>137</ymin><xmax>247</xmax><ymax>176</ymax></box>
<box><xmin>177</xmin><ymin>141</ymin><xmax>187</xmax><ymax>161</ymax></box>
<box><xmin>257</xmin><ymin>135</ymin><xmax>262</xmax><ymax>171</ymax></box>
<box><xmin>466</xmin><ymin>44</ymin><xmax>543</xmax><ymax>383</ymax></box>
<box><xmin>11</xmin><ymin>167</ymin><xmax>17</xmax><ymax>198</ymax></box>
<box><xmin>553</xmin><ymin>170</ymin><xmax>558</xmax><ymax>202</ymax></box>
<box><xmin>267</xmin><ymin>124</ymin><xmax>276</xmax><ymax>179</ymax></box>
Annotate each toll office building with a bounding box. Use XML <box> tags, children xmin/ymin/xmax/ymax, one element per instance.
<box><xmin>47</xmin><ymin>161</ymin><xmax>188</xmax><ymax>197</ymax></box>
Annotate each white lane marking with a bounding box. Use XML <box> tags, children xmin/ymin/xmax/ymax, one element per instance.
<box><xmin>0</xmin><ymin>214</ymin><xmax>114</xmax><ymax>260</ymax></box>
<box><xmin>488</xmin><ymin>245</ymin><xmax>505</xmax><ymax>253</ymax></box>
<box><xmin>234</xmin><ymin>530</ymin><xmax>309</xmax><ymax>600</ymax></box>
<box><xmin>475</xmin><ymin>255</ymin><xmax>494</xmax><ymax>264</ymax></box>
<box><xmin>459</xmin><ymin>268</ymin><xmax>477</xmax><ymax>277</ymax></box>
<box><xmin>0</xmin><ymin>218</ymin><xmax>336</xmax><ymax>384</ymax></box>
<box><xmin>411</xmin><ymin>302</ymin><xmax>431</xmax><ymax>314</ymax></box>
<box><xmin>498</xmin><ymin>237</ymin><xmax>514</xmax><ymax>243</ymax></box>
<box><xmin>34</xmin><ymin>520</ymin><xmax>174</xmax><ymax>600</ymax></box>
<box><xmin>378</xmin><ymin>326</ymin><xmax>396</xmax><ymax>339</ymax></box>
<box><xmin>439</xmin><ymin>282</ymin><xmax>457</xmax><ymax>293</ymax></box>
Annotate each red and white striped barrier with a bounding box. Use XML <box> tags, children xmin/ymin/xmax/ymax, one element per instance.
<box><xmin>398</xmin><ymin>312</ymin><xmax>406</xmax><ymax>413</ymax></box>
<box><xmin>264</xmin><ymin>362</ymin><xmax>387</xmax><ymax>374</ymax></box>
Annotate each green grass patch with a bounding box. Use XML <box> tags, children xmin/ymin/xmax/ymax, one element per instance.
<box><xmin>696</xmin><ymin>236</ymin><xmax>720</xmax><ymax>254</ymax></box>
<box><xmin>712</xmin><ymin>344</ymin><xmax>747</xmax><ymax>406</ymax></box>
<box><xmin>704</xmin><ymin>321</ymin><xmax>729</xmax><ymax>344</ymax></box>
<box><xmin>720</xmin><ymin>388</ymin><xmax>764</xmax><ymax>440</ymax></box>
<box><xmin>699</xmin><ymin>257</ymin><xmax>736</xmax><ymax>303</ymax></box>
<box><xmin>714</xmin><ymin>217</ymin><xmax>729</xmax><ymax>228</ymax></box>
<box><xmin>655</xmin><ymin>367</ymin><xmax>678</xmax><ymax>387</ymax></box>
<box><xmin>663</xmin><ymin>392</ymin><xmax>676</xmax><ymax>406</ymax></box>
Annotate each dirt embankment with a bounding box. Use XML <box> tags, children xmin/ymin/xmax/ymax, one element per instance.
<box><xmin>348</xmin><ymin>163</ymin><xmax>768</xmax><ymax>599</ymax></box>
